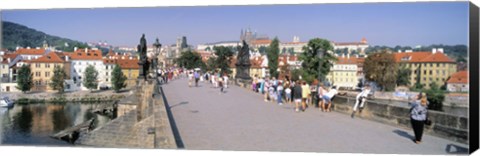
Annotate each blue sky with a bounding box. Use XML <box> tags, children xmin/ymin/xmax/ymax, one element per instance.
<box><xmin>2</xmin><ymin>2</ymin><xmax>469</xmax><ymax>47</ymax></box>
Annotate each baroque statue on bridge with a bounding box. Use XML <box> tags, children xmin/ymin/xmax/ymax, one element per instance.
<box><xmin>235</xmin><ymin>40</ymin><xmax>251</xmax><ymax>80</ymax></box>
<box><xmin>138</xmin><ymin>34</ymin><xmax>150</xmax><ymax>81</ymax></box>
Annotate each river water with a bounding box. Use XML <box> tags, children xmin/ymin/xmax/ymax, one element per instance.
<box><xmin>0</xmin><ymin>103</ymin><xmax>112</xmax><ymax>146</ymax></box>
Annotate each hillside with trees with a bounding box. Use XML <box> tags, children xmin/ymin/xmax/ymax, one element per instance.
<box><xmin>2</xmin><ymin>21</ymin><xmax>89</xmax><ymax>51</ymax></box>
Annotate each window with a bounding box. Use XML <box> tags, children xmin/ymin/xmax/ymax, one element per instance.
<box><xmin>45</xmin><ymin>72</ymin><xmax>50</xmax><ymax>77</ymax></box>
<box><xmin>442</xmin><ymin>78</ymin><xmax>445</xmax><ymax>81</ymax></box>
<box><xmin>442</xmin><ymin>64</ymin><xmax>445</xmax><ymax>67</ymax></box>
<box><xmin>430</xmin><ymin>63</ymin><xmax>432</xmax><ymax>67</ymax></box>
<box><xmin>442</xmin><ymin>70</ymin><xmax>445</xmax><ymax>76</ymax></box>
<box><xmin>106</xmin><ymin>72</ymin><xmax>109</xmax><ymax>76</ymax></box>
<box><xmin>436</xmin><ymin>63</ymin><xmax>439</xmax><ymax>67</ymax></box>
<box><xmin>423</xmin><ymin>70</ymin><xmax>426</xmax><ymax>75</ymax></box>
<box><xmin>36</xmin><ymin>63</ymin><xmax>40</xmax><ymax>68</ymax></box>
<box><xmin>429</xmin><ymin>78</ymin><xmax>432</xmax><ymax>81</ymax></box>
<box><xmin>423</xmin><ymin>77</ymin><xmax>426</xmax><ymax>81</ymax></box>
<box><xmin>73</xmin><ymin>62</ymin><xmax>76</xmax><ymax>65</ymax></box>
<box><xmin>46</xmin><ymin>63</ymin><xmax>50</xmax><ymax>68</ymax></box>
<box><xmin>436</xmin><ymin>78</ymin><xmax>439</xmax><ymax>81</ymax></box>
<box><xmin>436</xmin><ymin>70</ymin><xmax>439</xmax><ymax>75</ymax></box>
<box><xmin>429</xmin><ymin>70</ymin><xmax>432</xmax><ymax>75</ymax></box>
<box><xmin>106</xmin><ymin>66</ymin><xmax>108</xmax><ymax>70</ymax></box>
<box><xmin>36</xmin><ymin>72</ymin><xmax>41</xmax><ymax>77</ymax></box>
<box><xmin>106</xmin><ymin>78</ymin><xmax>108</xmax><ymax>82</ymax></box>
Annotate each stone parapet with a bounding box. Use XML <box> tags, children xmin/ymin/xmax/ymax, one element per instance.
<box><xmin>76</xmin><ymin>80</ymin><xmax>177</xmax><ymax>149</ymax></box>
<box><xmin>332</xmin><ymin>96</ymin><xmax>469</xmax><ymax>144</ymax></box>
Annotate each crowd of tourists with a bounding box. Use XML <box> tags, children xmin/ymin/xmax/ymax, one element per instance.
<box><xmin>250</xmin><ymin>75</ymin><xmax>339</xmax><ymax>113</ymax></box>
<box><xmin>184</xmin><ymin>69</ymin><xmax>231</xmax><ymax>93</ymax></box>
<box><xmin>157</xmin><ymin>67</ymin><xmax>184</xmax><ymax>84</ymax></box>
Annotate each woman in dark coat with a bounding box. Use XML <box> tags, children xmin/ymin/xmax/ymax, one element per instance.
<box><xmin>410</xmin><ymin>93</ymin><xmax>428</xmax><ymax>144</ymax></box>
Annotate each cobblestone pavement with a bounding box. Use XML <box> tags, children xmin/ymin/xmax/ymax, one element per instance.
<box><xmin>162</xmin><ymin>78</ymin><xmax>469</xmax><ymax>154</ymax></box>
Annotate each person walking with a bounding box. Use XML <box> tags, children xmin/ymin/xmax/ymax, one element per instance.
<box><xmin>188</xmin><ymin>71</ymin><xmax>193</xmax><ymax>87</ymax></box>
<box><xmin>218</xmin><ymin>76</ymin><xmax>224</xmax><ymax>94</ymax></box>
<box><xmin>252</xmin><ymin>75</ymin><xmax>258</xmax><ymax>92</ymax></box>
<box><xmin>301</xmin><ymin>81</ymin><xmax>311</xmax><ymax>111</ymax></box>
<box><xmin>264</xmin><ymin>78</ymin><xmax>271</xmax><ymax>102</ymax></box>
<box><xmin>293</xmin><ymin>80</ymin><xmax>303</xmax><ymax>112</ymax></box>
<box><xmin>318</xmin><ymin>83</ymin><xmax>326</xmax><ymax>111</ymax></box>
<box><xmin>277</xmin><ymin>81</ymin><xmax>284</xmax><ymax>105</ymax></box>
<box><xmin>194</xmin><ymin>70</ymin><xmax>200</xmax><ymax>87</ymax></box>
<box><xmin>410</xmin><ymin>93</ymin><xmax>428</xmax><ymax>144</ymax></box>
<box><xmin>223</xmin><ymin>73</ymin><xmax>229</xmax><ymax>89</ymax></box>
<box><xmin>259</xmin><ymin>77</ymin><xmax>265</xmax><ymax>94</ymax></box>
<box><xmin>285</xmin><ymin>84</ymin><xmax>292</xmax><ymax>103</ymax></box>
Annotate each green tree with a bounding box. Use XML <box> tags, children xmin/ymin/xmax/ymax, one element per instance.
<box><xmin>205</xmin><ymin>47</ymin><xmax>211</xmax><ymax>52</ymax></box>
<box><xmin>175</xmin><ymin>50</ymin><xmax>205</xmax><ymax>70</ymax></box>
<box><xmin>425</xmin><ymin>82</ymin><xmax>445</xmax><ymax>111</ymax></box>
<box><xmin>49</xmin><ymin>65</ymin><xmax>67</xmax><ymax>93</ymax></box>
<box><xmin>214</xmin><ymin>46</ymin><xmax>234</xmax><ymax>74</ymax></box>
<box><xmin>267</xmin><ymin>37</ymin><xmax>280</xmax><ymax>78</ymax></box>
<box><xmin>396</xmin><ymin>64</ymin><xmax>411</xmax><ymax>86</ymax></box>
<box><xmin>206</xmin><ymin>57</ymin><xmax>217</xmax><ymax>72</ymax></box>
<box><xmin>364</xmin><ymin>51</ymin><xmax>398</xmax><ymax>91</ymax></box>
<box><xmin>290</xmin><ymin>68</ymin><xmax>304</xmax><ymax>81</ymax></box>
<box><xmin>299</xmin><ymin>38</ymin><xmax>336</xmax><ymax>84</ymax></box>
<box><xmin>282</xmin><ymin>47</ymin><xmax>287</xmax><ymax>55</ymax></box>
<box><xmin>288</xmin><ymin>48</ymin><xmax>295</xmax><ymax>56</ymax></box>
<box><xmin>258</xmin><ymin>46</ymin><xmax>267</xmax><ymax>55</ymax></box>
<box><xmin>83</xmin><ymin>65</ymin><xmax>99</xmax><ymax>92</ymax></box>
<box><xmin>16</xmin><ymin>64</ymin><xmax>33</xmax><ymax>93</ymax></box>
<box><xmin>111</xmin><ymin>64</ymin><xmax>127</xmax><ymax>93</ymax></box>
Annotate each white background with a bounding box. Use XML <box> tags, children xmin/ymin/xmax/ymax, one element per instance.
<box><xmin>0</xmin><ymin>0</ymin><xmax>478</xmax><ymax>156</ymax></box>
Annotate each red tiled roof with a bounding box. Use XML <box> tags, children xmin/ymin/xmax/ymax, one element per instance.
<box><xmin>282</xmin><ymin>42</ymin><xmax>307</xmax><ymax>45</ymax></box>
<box><xmin>15</xmin><ymin>48</ymin><xmax>46</xmax><ymax>55</ymax></box>
<box><xmin>117</xmin><ymin>58</ymin><xmax>140</xmax><ymax>69</ymax></box>
<box><xmin>69</xmin><ymin>49</ymin><xmax>103</xmax><ymax>60</ymax></box>
<box><xmin>335</xmin><ymin>56</ymin><xmax>358</xmax><ymax>64</ymax></box>
<box><xmin>334</xmin><ymin>42</ymin><xmax>367</xmax><ymax>46</ymax></box>
<box><xmin>447</xmin><ymin>71</ymin><xmax>468</xmax><ymax>84</ymax></box>
<box><xmin>2</xmin><ymin>53</ymin><xmax>18</xmax><ymax>63</ymax></box>
<box><xmin>393</xmin><ymin>51</ymin><xmax>454</xmax><ymax>63</ymax></box>
<box><xmin>29</xmin><ymin>52</ymin><xmax>65</xmax><ymax>63</ymax></box>
<box><xmin>252</xmin><ymin>39</ymin><xmax>272</xmax><ymax>45</ymax></box>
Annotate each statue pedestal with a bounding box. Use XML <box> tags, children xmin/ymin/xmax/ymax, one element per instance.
<box><xmin>235</xmin><ymin>63</ymin><xmax>252</xmax><ymax>88</ymax></box>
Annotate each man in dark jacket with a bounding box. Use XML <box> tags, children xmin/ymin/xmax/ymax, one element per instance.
<box><xmin>293</xmin><ymin>80</ymin><xmax>303</xmax><ymax>112</ymax></box>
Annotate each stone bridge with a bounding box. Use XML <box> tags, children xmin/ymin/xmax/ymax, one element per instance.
<box><xmin>161</xmin><ymin>78</ymin><xmax>469</xmax><ymax>155</ymax></box>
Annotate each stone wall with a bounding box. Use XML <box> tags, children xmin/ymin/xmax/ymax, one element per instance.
<box><xmin>332</xmin><ymin>96</ymin><xmax>469</xmax><ymax>144</ymax></box>
<box><xmin>76</xmin><ymin>80</ymin><xmax>177</xmax><ymax>149</ymax></box>
<box><xmin>76</xmin><ymin>110</ymin><xmax>155</xmax><ymax>148</ymax></box>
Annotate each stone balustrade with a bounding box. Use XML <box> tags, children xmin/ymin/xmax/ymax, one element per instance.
<box><xmin>332</xmin><ymin>96</ymin><xmax>469</xmax><ymax>144</ymax></box>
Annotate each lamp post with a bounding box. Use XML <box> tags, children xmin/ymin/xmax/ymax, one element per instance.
<box><xmin>317</xmin><ymin>48</ymin><xmax>324</xmax><ymax>83</ymax></box>
<box><xmin>153</xmin><ymin>38</ymin><xmax>162</xmax><ymax>81</ymax></box>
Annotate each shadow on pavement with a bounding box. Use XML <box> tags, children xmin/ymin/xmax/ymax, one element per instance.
<box><xmin>393</xmin><ymin>129</ymin><xmax>414</xmax><ymax>141</ymax></box>
<box><xmin>170</xmin><ymin>101</ymin><xmax>189</xmax><ymax>109</ymax></box>
<box><xmin>160</xmin><ymin>86</ymin><xmax>185</xmax><ymax>149</ymax></box>
<box><xmin>445</xmin><ymin>144</ymin><xmax>469</xmax><ymax>154</ymax></box>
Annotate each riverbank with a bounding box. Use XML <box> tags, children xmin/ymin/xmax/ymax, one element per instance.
<box><xmin>1</xmin><ymin>89</ymin><xmax>133</xmax><ymax>104</ymax></box>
